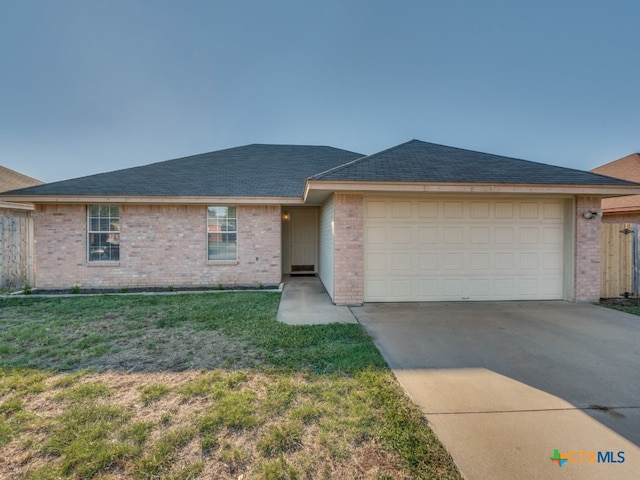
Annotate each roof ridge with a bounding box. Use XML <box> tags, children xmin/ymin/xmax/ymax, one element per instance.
<box><xmin>311</xmin><ymin>139</ymin><xmax>419</xmax><ymax>179</ymax></box>
<box><xmin>410</xmin><ymin>140</ymin><xmax>639</xmax><ymax>180</ymax></box>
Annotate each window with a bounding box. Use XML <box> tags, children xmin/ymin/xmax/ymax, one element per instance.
<box><xmin>208</xmin><ymin>206</ymin><xmax>237</xmax><ymax>261</ymax></box>
<box><xmin>88</xmin><ymin>205</ymin><xmax>120</xmax><ymax>262</ymax></box>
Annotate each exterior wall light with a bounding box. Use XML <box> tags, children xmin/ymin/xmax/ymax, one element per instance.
<box><xmin>583</xmin><ymin>210</ymin><xmax>602</xmax><ymax>219</ymax></box>
<box><xmin>282</xmin><ymin>212</ymin><xmax>290</xmax><ymax>222</ymax></box>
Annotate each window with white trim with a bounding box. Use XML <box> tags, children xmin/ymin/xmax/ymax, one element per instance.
<box><xmin>88</xmin><ymin>205</ymin><xmax>120</xmax><ymax>262</ymax></box>
<box><xmin>207</xmin><ymin>206</ymin><xmax>237</xmax><ymax>261</ymax></box>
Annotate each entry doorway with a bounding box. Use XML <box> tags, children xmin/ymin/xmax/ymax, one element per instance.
<box><xmin>282</xmin><ymin>208</ymin><xmax>318</xmax><ymax>274</ymax></box>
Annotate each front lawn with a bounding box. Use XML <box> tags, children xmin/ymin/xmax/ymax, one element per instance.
<box><xmin>0</xmin><ymin>292</ymin><xmax>461</xmax><ymax>479</ymax></box>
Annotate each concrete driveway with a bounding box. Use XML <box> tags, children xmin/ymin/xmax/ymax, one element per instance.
<box><xmin>352</xmin><ymin>301</ymin><xmax>640</xmax><ymax>480</ymax></box>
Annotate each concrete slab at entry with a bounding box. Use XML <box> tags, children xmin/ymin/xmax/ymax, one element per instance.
<box><xmin>277</xmin><ymin>276</ymin><xmax>357</xmax><ymax>325</ymax></box>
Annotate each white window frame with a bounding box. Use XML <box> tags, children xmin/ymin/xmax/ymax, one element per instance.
<box><xmin>207</xmin><ymin>206</ymin><xmax>238</xmax><ymax>262</ymax></box>
<box><xmin>87</xmin><ymin>205</ymin><xmax>120</xmax><ymax>263</ymax></box>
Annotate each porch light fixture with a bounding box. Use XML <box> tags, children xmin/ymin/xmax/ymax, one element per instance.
<box><xmin>282</xmin><ymin>212</ymin><xmax>290</xmax><ymax>223</ymax></box>
<box><xmin>583</xmin><ymin>210</ymin><xmax>602</xmax><ymax>220</ymax></box>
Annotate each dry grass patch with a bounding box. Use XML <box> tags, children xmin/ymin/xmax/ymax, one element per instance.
<box><xmin>1</xmin><ymin>370</ymin><xmax>457</xmax><ymax>479</ymax></box>
<box><xmin>0</xmin><ymin>293</ymin><xmax>461</xmax><ymax>479</ymax></box>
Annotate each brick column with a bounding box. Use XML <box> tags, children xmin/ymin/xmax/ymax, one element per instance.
<box><xmin>574</xmin><ymin>196</ymin><xmax>602</xmax><ymax>302</ymax></box>
<box><xmin>333</xmin><ymin>193</ymin><xmax>364</xmax><ymax>305</ymax></box>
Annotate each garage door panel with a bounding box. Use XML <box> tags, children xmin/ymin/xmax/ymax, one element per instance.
<box><xmin>519</xmin><ymin>252</ymin><xmax>540</xmax><ymax>270</ymax></box>
<box><xmin>418</xmin><ymin>253</ymin><xmax>438</xmax><ymax>270</ymax></box>
<box><xmin>419</xmin><ymin>227</ymin><xmax>438</xmax><ymax>244</ymax></box>
<box><xmin>470</xmin><ymin>253</ymin><xmax>490</xmax><ymax>270</ymax></box>
<box><xmin>520</xmin><ymin>227</ymin><xmax>539</xmax><ymax>244</ymax></box>
<box><xmin>442</xmin><ymin>279</ymin><xmax>464</xmax><ymax>296</ymax></box>
<box><xmin>392</xmin><ymin>202</ymin><xmax>412</xmax><ymax>218</ymax></box>
<box><xmin>366</xmin><ymin>226</ymin><xmax>387</xmax><ymax>243</ymax></box>
<box><xmin>389</xmin><ymin>279</ymin><xmax>412</xmax><ymax>298</ymax></box>
<box><xmin>543</xmin><ymin>252</ymin><xmax>563</xmax><ymax>271</ymax></box>
<box><xmin>367</xmin><ymin>253</ymin><xmax>386</xmax><ymax>270</ymax></box>
<box><xmin>443</xmin><ymin>202</ymin><xmax>463</xmax><ymax>218</ymax></box>
<box><xmin>419</xmin><ymin>201</ymin><xmax>438</xmax><ymax>217</ymax></box>
<box><xmin>365</xmin><ymin>197</ymin><xmax>565</xmax><ymax>301</ymax></box>
<box><xmin>494</xmin><ymin>278</ymin><xmax>514</xmax><ymax>296</ymax></box>
<box><xmin>470</xmin><ymin>226</ymin><xmax>490</xmax><ymax>244</ymax></box>
<box><xmin>366</xmin><ymin>279</ymin><xmax>387</xmax><ymax>299</ymax></box>
<box><xmin>391</xmin><ymin>253</ymin><xmax>412</xmax><ymax>270</ymax></box>
<box><xmin>391</xmin><ymin>227</ymin><xmax>412</xmax><ymax>244</ymax></box>
<box><xmin>543</xmin><ymin>226</ymin><xmax>563</xmax><ymax>244</ymax></box>
<box><xmin>470</xmin><ymin>202</ymin><xmax>490</xmax><ymax>218</ymax></box>
<box><xmin>367</xmin><ymin>201</ymin><xmax>387</xmax><ymax>218</ymax></box>
<box><xmin>519</xmin><ymin>278</ymin><xmax>540</xmax><ymax>296</ymax></box>
<box><xmin>495</xmin><ymin>227</ymin><xmax>514</xmax><ymax>243</ymax></box>
<box><xmin>444</xmin><ymin>227</ymin><xmax>464</xmax><ymax>244</ymax></box>
<box><xmin>543</xmin><ymin>202</ymin><xmax>563</xmax><ymax>219</ymax></box>
<box><xmin>418</xmin><ymin>279</ymin><xmax>439</xmax><ymax>297</ymax></box>
<box><xmin>495</xmin><ymin>252</ymin><xmax>514</xmax><ymax>270</ymax></box>
<box><xmin>469</xmin><ymin>278</ymin><xmax>490</xmax><ymax>297</ymax></box>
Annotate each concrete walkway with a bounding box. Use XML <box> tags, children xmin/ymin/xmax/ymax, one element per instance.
<box><xmin>353</xmin><ymin>301</ymin><xmax>640</xmax><ymax>480</ymax></box>
<box><xmin>276</xmin><ymin>275</ymin><xmax>357</xmax><ymax>325</ymax></box>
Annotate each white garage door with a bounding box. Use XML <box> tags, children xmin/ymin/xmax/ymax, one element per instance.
<box><xmin>365</xmin><ymin>197</ymin><xmax>566</xmax><ymax>301</ymax></box>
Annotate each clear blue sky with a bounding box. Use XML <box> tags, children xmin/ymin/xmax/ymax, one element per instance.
<box><xmin>1</xmin><ymin>0</ymin><xmax>639</xmax><ymax>183</ymax></box>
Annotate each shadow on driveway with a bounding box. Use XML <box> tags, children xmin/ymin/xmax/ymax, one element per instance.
<box><xmin>353</xmin><ymin>301</ymin><xmax>640</xmax><ymax>480</ymax></box>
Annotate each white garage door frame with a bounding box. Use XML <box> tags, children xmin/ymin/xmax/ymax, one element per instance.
<box><xmin>364</xmin><ymin>195</ymin><xmax>575</xmax><ymax>302</ymax></box>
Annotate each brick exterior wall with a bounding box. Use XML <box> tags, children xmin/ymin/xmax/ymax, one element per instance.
<box><xmin>33</xmin><ymin>204</ymin><xmax>281</xmax><ymax>289</ymax></box>
<box><xmin>574</xmin><ymin>196</ymin><xmax>602</xmax><ymax>302</ymax></box>
<box><xmin>332</xmin><ymin>193</ymin><xmax>364</xmax><ymax>305</ymax></box>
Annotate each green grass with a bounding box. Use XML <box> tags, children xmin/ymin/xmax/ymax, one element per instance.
<box><xmin>0</xmin><ymin>292</ymin><xmax>461</xmax><ymax>479</ymax></box>
<box><xmin>601</xmin><ymin>299</ymin><xmax>640</xmax><ymax>316</ymax></box>
<box><xmin>138</xmin><ymin>383</ymin><xmax>171</xmax><ymax>405</ymax></box>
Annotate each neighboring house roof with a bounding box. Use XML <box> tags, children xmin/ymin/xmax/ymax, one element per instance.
<box><xmin>0</xmin><ymin>165</ymin><xmax>43</xmax><ymax>192</ymax></box>
<box><xmin>311</xmin><ymin>139</ymin><xmax>636</xmax><ymax>186</ymax></box>
<box><xmin>591</xmin><ymin>153</ymin><xmax>640</xmax><ymax>212</ymax></box>
<box><xmin>3</xmin><ymin>144</ymin><xmax>363</xmax><ymax>198</ymax></box>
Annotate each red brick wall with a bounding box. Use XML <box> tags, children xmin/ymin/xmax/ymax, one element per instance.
<box><xmin>574</xmin><ymin>196</ymin><xmax>602</xmax><ymax>302</ymax></box>
<box><xmin>33</xmin><ymin>204</ymin><xmax>281</xmax><ymax>289</ymax></box>
<box><xmin>332</xmin><ymin>193</ymin><xmax>364</xmax><ymax>305</ymax></box>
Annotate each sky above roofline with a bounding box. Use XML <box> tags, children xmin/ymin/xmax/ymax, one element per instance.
<box><xmin>1</xmin><ymin>1</ymin><xmax>639</xmax><ymax>183</ymax></box>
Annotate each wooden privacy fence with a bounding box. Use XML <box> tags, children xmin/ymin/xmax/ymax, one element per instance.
<box><xmin>600</xmin><ymin>223</ymin><xmax>640</xmax><ymax>298</ymax></box>
<box><xmin>0</xmin><ymin>207</ymin><xmax>35</xmax><ymax>289</ymax></box>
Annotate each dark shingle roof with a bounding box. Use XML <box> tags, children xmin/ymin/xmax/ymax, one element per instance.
<box><xmin>311</xmin><ymin>139</ymin><xmax>637</xmax><ymax>186</ymax></box>
<box><xmin>5</xmin><ymin>144</ymin><xmax>364</xmax><ymax>198</ymax></box>
<box><xmin>5</xmin><ymin>140</ymin><xmax>635</xmax><ymax>200</ymax></box>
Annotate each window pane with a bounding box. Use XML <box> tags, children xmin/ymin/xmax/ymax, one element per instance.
<box><xmin>88</xmin><ymin>205</ymin><xmax>120</xmax><ymax>262</ymax></box>
<box><xmin>99</xmin><ymin>218</ymin><xmax>110</xmax><ymax>231</ymax></box>
<box><xmin>207</xmin><ymin>206</ymin><xmax>237</xmax><ymax>261</ymax></box>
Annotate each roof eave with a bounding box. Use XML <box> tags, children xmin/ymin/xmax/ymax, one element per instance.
<box><xmin>304</xmin><ymin>180</ymin><xmax>640</xmax><ymax>197</ymax></box>
<box><xmin>0</xmin><ymin>195</ymin><xmax>306</xmax><ymax>205</ymax></box>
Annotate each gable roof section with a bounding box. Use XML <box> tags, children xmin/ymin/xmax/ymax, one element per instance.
<box><xmin>591</xmin><ymin>153</ymin><xmax>640</xmax><ymax>212</ymax></box>
<box><xmin>311</xmin><ymin>140</ymin><xmax>637</xmax><ymax>186</ymax></box>
<box><xmin>4</xmin><ymin>144</ymin><xmax>363</xmax><ymax>199</ymax></box>
<box><xmin>0</xmin><ymin>166</ymin><xmax>43</xmax><ymax>192</ymax></box>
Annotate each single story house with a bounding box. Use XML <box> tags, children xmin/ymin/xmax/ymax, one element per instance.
<box><xmin>591</xmin><ymin>153</ymin><xmax>640</xmax><ymax>223</ymax></box>
<box><xmin>2</xmin><ymin>139</ymin><xmax>638</xmax><ymax>304</ymax></box>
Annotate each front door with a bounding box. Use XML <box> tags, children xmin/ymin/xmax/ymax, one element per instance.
<box><xmin>283</xmin><ymin>208</ymin><xmax>318</xmax><ymax>274</ymax></box>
